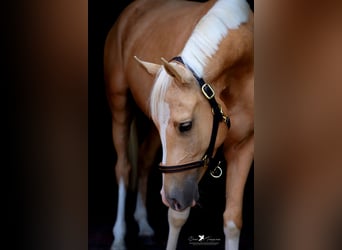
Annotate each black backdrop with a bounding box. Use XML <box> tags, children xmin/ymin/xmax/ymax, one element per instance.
<box><xmin>89</xmin><ymin>1</ymin><xmax>254</xmax><ymax>249</ymax></box>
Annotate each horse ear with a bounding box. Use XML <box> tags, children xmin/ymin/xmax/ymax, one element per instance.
<box><xmin>134</xmin><ymin>56</ymin><xmax>161</xmax><ymax>76</ymax></box>
<box><xmin>161</xmin><ymin>57</ymin><xmax>193</xmax><ymax>84</ymax></box>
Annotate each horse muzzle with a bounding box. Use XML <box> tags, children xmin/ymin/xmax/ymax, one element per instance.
<box><xmin>162</xmin><ymin>178</ymin><xmax>199</xmax><ymax>211</ymax></box>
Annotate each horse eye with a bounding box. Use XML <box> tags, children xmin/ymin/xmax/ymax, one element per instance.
<box><xmin>179</xmin><ymin>121</ymin><xmax>192</xmax><ymax>133</ymax></box>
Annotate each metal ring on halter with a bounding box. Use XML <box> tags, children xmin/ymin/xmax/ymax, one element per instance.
<box><xmin>210</xmin><ymin>165</ymin><xmax>223</xmax><ymax>178</ymax></box>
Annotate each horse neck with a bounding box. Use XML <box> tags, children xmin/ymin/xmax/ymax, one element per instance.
<box><xmin>203</xmin><ymin>11</ymin><xmax>253</xmax><ymax>91</ymax></box>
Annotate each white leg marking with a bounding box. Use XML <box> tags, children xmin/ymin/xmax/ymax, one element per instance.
<box><xmin>111</xmin><ymin>178</ymin><xmax>127</xmax><ymax>250</ymax></box>
<box><xmin>224</xmin><ymin>220</ymin><xmax>240</xmax><ymax>250</ymax></box>
<box><xmin>166</xmin><ymin>207</ymin><xmax>191</xmax><ymax>250</ymax></box>
<box><xmin>134</xmin><ymin>192</ymin><xmax>154</xmax><ymax>236</ymax></box>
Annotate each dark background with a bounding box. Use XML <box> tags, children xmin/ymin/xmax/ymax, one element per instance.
<box><xmin>89</xmin><ymin>1</ymin><xmax>254</xmax><ymax>249</ymax></box>
<box><xmin>7</xmin><ymin>0</ymin><xmax>342</xmax><ymax>250</ymax></box>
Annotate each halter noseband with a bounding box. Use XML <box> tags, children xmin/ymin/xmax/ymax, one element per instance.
<box><xmin>158</xmin><ymin>56</ymin><xmax>230</xmax><ymax>178</ymax></box>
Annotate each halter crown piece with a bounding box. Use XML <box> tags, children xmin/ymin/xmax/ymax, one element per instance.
<box><xmin>158</xmin><ymin>56</ymin><xmax>230</xmax><ymax>178</ymax></box>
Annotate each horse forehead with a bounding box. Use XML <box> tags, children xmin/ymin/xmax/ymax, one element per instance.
<box><xmin>165</xmin><ymin>85</ymin><xmax>198</xmax><ymax>110</ymax></box>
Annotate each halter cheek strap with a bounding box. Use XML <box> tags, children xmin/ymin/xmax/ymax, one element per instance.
<box><xmin>158</xmin><ymin>56</ymin><xmax>230</xmax><ymax>177</ymax></box>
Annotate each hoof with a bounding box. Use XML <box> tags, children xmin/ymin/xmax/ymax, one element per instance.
<box><xmin>110</xmin><ymin>240</ymin><xmax>126</xmax><ymax>250</ymax></box>
<box><xmin>138</xmin><ymin>235</ymin><xmax>158</xmax><ymax>247</ymax></box>
<box><xmin>138</xmin><ymin>226</ymin><xmax>155</xmax><ymax>237</ymax></box>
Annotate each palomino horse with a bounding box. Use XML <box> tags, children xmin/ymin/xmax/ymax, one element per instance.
<box><xmin>104</xmin><ymin>0</ymin><xmax>253</xmax><ymax>249</ymax></box>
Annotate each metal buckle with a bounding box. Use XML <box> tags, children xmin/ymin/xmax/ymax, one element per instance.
<box><xmin>218</xmin><ymin>105</ymin><xmax>231</xmax><ymax>129</ymax></box>
<box><xmin>202</xmin><ymin>155</ymin><xmax>209</xmax><ymax>166</ymax></box>
<box><xmin>210</xmin><ymin>164</ymin><xmax>223</xmax><ymax>178</ymax></box>
<box><xmin>201</xmin><ymin>83</ymin><xmax>215</xmax><ymax>100</ymax></box>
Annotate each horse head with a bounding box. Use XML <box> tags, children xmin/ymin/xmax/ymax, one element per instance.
<box><xmin>135</xmin><ymin>56</ymin><xmax>229</xmax><ymax>211</ymax></box>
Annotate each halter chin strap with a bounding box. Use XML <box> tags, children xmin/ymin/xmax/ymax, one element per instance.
<box><xmin>159</xmin><ymin>56</ymin><xmax>230</xmax><ymax>177</ymax></box>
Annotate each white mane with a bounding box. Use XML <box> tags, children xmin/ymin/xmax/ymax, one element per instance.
<box><xmin>150</xmin><ymin>0</ymin><xmax>250</xmax><ymax>119</ymax></box>
<box><xmin>181</xmin><ymin>0</ymin><xmax>250</xmax><ymax>77</ymax></box>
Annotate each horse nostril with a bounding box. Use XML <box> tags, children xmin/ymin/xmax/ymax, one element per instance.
<box><xmin>168</xmin><ymin>198</ymin><xmax>183</xmax><ymax>211</ymax></box>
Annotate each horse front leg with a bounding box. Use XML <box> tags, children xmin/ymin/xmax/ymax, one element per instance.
<box><xmin>109</xmin><ymin>90</ymin><xmax>132</xmax><ymax>250</ymax></box>
<box><xmin>166</xmin><ymin>207</ymin><xmax>191</xmax><ymax>250</ymax></box>
<box><xmin>223</xmin><ymin>134</ymin><xmax>254</xmax><ymax>250</ymax></box>
<box><xmin>134</xmin><ymin>125</ymin><xmax>160</xmax><ymax>237</ymax></box>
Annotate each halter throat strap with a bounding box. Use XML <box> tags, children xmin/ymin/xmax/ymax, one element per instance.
<box><xmin>159</xmin><ymin>56</ymin><xmax>230</xmax><ymax>175</ymax></box>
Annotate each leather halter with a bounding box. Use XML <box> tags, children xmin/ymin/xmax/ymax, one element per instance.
<box><xmin>158</xmin><ymin>56</ymin><xmax>230</xmax><ymax>177</ymax></box>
